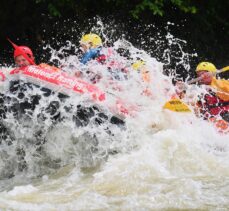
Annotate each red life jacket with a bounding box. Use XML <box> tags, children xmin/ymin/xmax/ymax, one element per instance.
<box><xmin>96</xmin><ymin>54</ymin><xmax>106</xmax><ymax>64</ymax></box>
<box><xmin>96</xmin><ymin>49</ymin><xmax>128</xmax><ymax>72</ymax></box>
<box><xmin>198</xmin><ymin>91</ymin><xmax>229</xmax><ymax>119</ymax></box>
<box><xmin>96</xmin><ymin>51</ymin><xmax>129</xmax><ymax>81</ymax></box>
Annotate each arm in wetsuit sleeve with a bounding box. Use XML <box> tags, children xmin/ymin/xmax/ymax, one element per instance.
<box><xmin>80</xmin><ymin>47</ymin><xmax>101</xmax><ymax>65</ymax></box>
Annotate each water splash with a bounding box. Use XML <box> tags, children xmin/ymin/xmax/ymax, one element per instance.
<box><xmin>0</xmin><ymin>19</ymin><xmax>228</xmax><ymax>210</ymax></box>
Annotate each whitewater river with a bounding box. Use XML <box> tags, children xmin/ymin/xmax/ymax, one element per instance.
<box><xmin>0</xmin><ymin>37</ymin><xmax>228</xmax><ymax>211</ymax></box>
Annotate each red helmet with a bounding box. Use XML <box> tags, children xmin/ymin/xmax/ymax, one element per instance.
<box><xmin>8</xmin><ymin>39</ymin><xmax>35</xmax><ymax>65</ymax></box>
<box><xmin>14</xmin><ymin>46</ymin><xmax>34</xmax><ymax>59</ymax></box>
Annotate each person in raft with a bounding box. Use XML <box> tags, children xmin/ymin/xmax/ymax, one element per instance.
<box><xmin>13</xmin><ymin>45</ymin><xmax>35</xmax><ymax>67</ymax></box>
<box><xmin>75</xmin><ymin>33</ymin><xmax>104</xmax><ymax>83</ymax></box>
<box><xmin>77</xmin><ymin>33</ymin><xmax>130</xmax><ymax>83</ymax></box>
<box><xmin>131</xmin><ymin>60</ymin><xmax>153</xmax><ymax>97</ymax></box>
<box><xmin>0</xmin><ymin>40</ymin><xmax>36</xmax><ymax>81</ymax></box>
<box><xmin>194</xmin><ymin>62</ymin><xmax>229</xmax><ymax>122</ymax></box>
<box><xmin>8</xmin><ymin>39</ymin><xmax>59</xmax><ymax>71</ymax></box>
<box><xmin>79</xmin><ymin>33</ymin><xmax>105</xmax><ymax>65</ymax></box>
<box><xmin>176</xmin><ymin>62</ymin><xmax>229</xmax><ymax>123</ymax></box>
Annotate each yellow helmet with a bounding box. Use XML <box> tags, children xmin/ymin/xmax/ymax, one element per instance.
<box><xmin>196</xmin><ymin>62</ymin><xmax>217</xmax><ymax>73</ymax></box>
<box><xmin>132</xmin><ymin>60</ymin><xmax>145</xmax><ymax>70</ymax></box>
<box><xmin>80</xmin><ymin>33</ymin><xmax>102</xmax><ymax>48</ymax></box>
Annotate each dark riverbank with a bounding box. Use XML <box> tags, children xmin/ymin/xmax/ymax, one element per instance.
<box><xmin>0</xmin><ymin>0</ymin><xmax>228</xmax><ymax>79</ymax></box>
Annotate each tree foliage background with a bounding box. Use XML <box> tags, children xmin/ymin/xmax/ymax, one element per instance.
<box><xmin>0</xmin><ymin>0</ymin><xmax>228</xmax><ymax>77</ymax></box>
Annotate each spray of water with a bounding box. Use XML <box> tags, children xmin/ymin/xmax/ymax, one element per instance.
<box><xmin>0</xmin><ymin>19</ymin><xmax>228</xmax><ymax>210</ymax></box>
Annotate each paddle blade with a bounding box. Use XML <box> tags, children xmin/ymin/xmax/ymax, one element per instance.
<box><xmin>221</xmin><ymin>66</ymin><xmax>229</xmax><ymax>72</ymax></box>
<box><xmin>163</xmin><ymin>99</ymin><xmax>191</xmax><ymax>112</ymax></box>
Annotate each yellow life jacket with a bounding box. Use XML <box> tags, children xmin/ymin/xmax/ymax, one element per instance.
<box><xmin>211</xmin><ymin>77</ymin><xmax>229</xmax><ymax>101</ymax></box>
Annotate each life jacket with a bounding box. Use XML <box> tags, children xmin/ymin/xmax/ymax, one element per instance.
<box><xmin>96</xmin><ymin>54</ymin><xmax>106</xmax><ymax>64</ymax></box>
<box><xmin>197</xmin><ymin>90</ymin><xmax>229</xmax><ymax>120</ymax></box>
<box><xmin>97</xmin><ymin>47</ymin><xmax>113</xmax><ymax>64</ymax></box>
<box><xmin>211</xmin><ymin>77</ymin><xmax>229</xmax><ymax>101</ymax></box>
<box><xmin>209</xmin><ymin>117</ymin><xmax>229</xmax><ymax>134</ymax></box>
<box><xmin>81</xmin><ymin>47</ymin><xmax>129</xmax><ymax>82</ymax></box>
<box><xmin>102</xmin><ymin>48</ymin><xmax>131</xmax><ymax>78</ymax></box>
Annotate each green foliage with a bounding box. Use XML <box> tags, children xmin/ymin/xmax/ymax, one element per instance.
<box><xmin>30</xmin><ymin>0</ymin><xmax>228</xmax><ymax>41</ymax></box>
<box><xmin>48</xmin><ymin>3</ymin><xmax>61</xmax><ymax>17</ymax></box>
<box><xmin>33</xmin><ymin>0</ymin><xmax>197</xmax><ymax>18</ymax></box>
<box><xmin>130</xmin><ymin>0</ymin><xmax>197</xmax><ymax>19</ymax></box>
<box><xmin>171</xmin><ymin>0</ymin><xmax>197</xmax><ymax>13</ymax></box>
<box><xmin>0</xmin><ymin>0</ymin><xmax>227</xmax><ymax>69</ymax></box>
<box><xmin>131</xmin><ymin>0</ymin><xmax>165</xmax><ymax>18</ymax></box>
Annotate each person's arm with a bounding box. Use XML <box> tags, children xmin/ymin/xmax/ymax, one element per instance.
<box><xmin>80</xmin><ymin>48</ymin><xmax>100</xmax><ymax>64</ymax></box>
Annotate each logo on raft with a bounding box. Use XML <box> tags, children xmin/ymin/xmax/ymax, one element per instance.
<box><xmin>9</xmin><ymin>65</ymin><xmax>106</xmax><ymax>102</ymax></box>
<box><xmin>8</xmin><ymin>65</ymin><xmax>139</xmax><ymax>118</ymax></box>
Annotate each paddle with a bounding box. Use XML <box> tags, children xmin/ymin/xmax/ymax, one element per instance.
<box><xmin>7</xmin><ymin>38</ymin><xmax>35</xmax><ymax>65</ymax></box>
<box><xmin>163</xmin><ymin>66</ymin><xmax>229</xmax><ymax>113</ymax></box>
<box><xmin>219</xmin><ymin>66</ymin><xmax>229</xmax><ymax>73</ymax></box>
<box><xmin>187</xmin><ymin>66</ymin><xmax>229</xmax><ymax>85</ymax></box>
<box><xmin>163</xmin><ymin>98</ymin><xmax>191</xmax><ymax>112</ymax></box>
